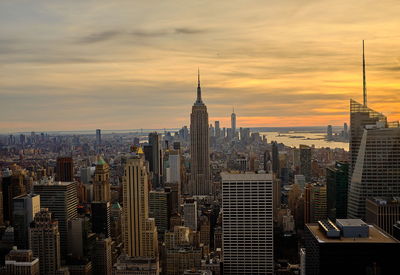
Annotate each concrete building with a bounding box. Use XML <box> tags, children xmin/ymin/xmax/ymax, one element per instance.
<box><xmin>93</xmin><ymin>237</ymin><xmax>113</xmax><ymax>275</ymax></box>
<box><xmin>222</xmin><ymin>173</ymin><xmax>274</xmax><ymax>275</ymax></box>
<box><xmin>299</xmin><ymin>145</ymin><xmax>312</xmax><ymax>182</ymax></box>
<box><xmin>305</xmin><ymin>219</ymin><xmax>400</xmax><ymax>275</ymax></box>
<box><xmin>366</xmin><ymin>197</ymin><xmax>400</xmax><ymax>235</ymax></box>
<box><xmin>29</xmin><ymin>209</ymin><xmax>62</xmax><ymax>275</ymax></box>
<box><xmin>122</xmin><ymin>153</ymin><xmax>158</xmax><ymax>258</ymax></box>
<box><xmin>4</xmin><ymin>248</ymin><xmax>39</xmax><ymax>275</ymax></box>
<box><xmin>56</xmin><ymin>157</ymin><xmax>74</xmax><ymax>182</ymax></box>
<box><xmin>149</xmin><ymin>189</ymin><xmax>171</xmax><ymax>235</ymax></box>
<box><xmin>33</xmin><ymin>179</ymin><xmax>78</xmax><ymax>257</ymax></box>
<box><xmin>189</xmin><ymin>71</ymin><xmax>210</xmax><ymax>195</ymax></box>
<box><xmin>113</xmin><ymin>256</ymin><xmax>159</xmax><ymax>275</ymax></box>
<box><xmin>184</xmin><ymin>199</ymin><xmax>198</xmax><ymax>231</ymax></box>
<box><xmin>93</xmin><ymin>156</ymin><xmax>111</xmax><ymax>202</ymax></box>
<box><xmin>13</xmin><ymin>194</ymin><xmax>40</xmax><ymax>249</ymax></box>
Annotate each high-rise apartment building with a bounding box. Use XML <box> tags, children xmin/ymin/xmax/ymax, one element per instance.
<box><xmin>189</xmin><ymin>71</ymin><xmax>210</xmax><ymax>195</ymax></box>
<box><xmin>365</xmin><ymin>197</ymin><xmax>400</xmax><ymax>236</ymax></box>
<box><xmin>29</xmin><ymin>209</ymin><xmax>61</xmax><ymax>275</ymax></box>
<box><xmin>33</xmin><ymin>179</ymin><xmax>78</xmax><ymax>257</ymax></box>
<box><xmin>348</xmin><ymin>101</ymin><xmax>400</xmax><ymax>218</ymax></box>
<box><xmin>13</xmin><ymin>194</ymin><xmax>41</xmax><ymax>249</ymax></box>
<box><xmin>93</xmin><ymin>156</ymin><xmax>111</xmax><ymax>202</ymax></box>
<box><xmin>299</xmin><ymin>145</ymin><xmax>312</xmax><ymax>182</ymax></box>
<box><xmin>4</xmin><ymin>248</ymin><xmax>39</xmax><ymax>275</ymax></box>
<box><xmin>122</xmin><ymin>153</ymin><xmax>158</xmax><ymax>258</ymax></box>
<box><xmin>222</xmin><ymin>173</ymin><xmax>274</xmax><ymax>275</ymax></box>
<box><xmin>326</xmin><ymin>162</ymin><xmax>349</xmax><ymax>220</ymax></box>
<box><xmin>56</xmin><ymin>157</ymin><xmax>74</xmax><ymax>182</ymax></box>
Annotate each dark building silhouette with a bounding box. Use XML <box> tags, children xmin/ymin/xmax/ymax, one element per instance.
<box><xmin>56</xmin><ymin>157</ymin><xmax>74</xmax><ymax>182</ymax></box>
<box><xmin>326</xmin><ymin>162</ymin><xmax>349</xmax><ymax>220</ymax></box>
<box><xmin>91</xmin><ymin>201</ymin><xmax>111</xmax><ymax>238</ymax></box>
<box><xmin>1</xmin><ymin>174</ymin><xmax>26</xmax><ymax>223</ymax></box>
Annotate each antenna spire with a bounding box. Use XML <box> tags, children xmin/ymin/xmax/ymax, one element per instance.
<box><xmin>196</xmin><ymin>68</ymin><xmax>203</xmax><ymax>104</ymax></box>
<box><xmin>363</xmin><ymin>40</ymin><xmax>367</xmax><ymax>106</ymax></box>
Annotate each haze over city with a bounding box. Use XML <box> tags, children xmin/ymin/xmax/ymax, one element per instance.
<box><xmin>1</xmin><ymin>0</ymin><xmax>400</xmax><ymax>132</ymax></box>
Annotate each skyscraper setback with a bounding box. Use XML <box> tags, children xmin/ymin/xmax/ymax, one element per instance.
<box><xmin>190</xmin><ymin>71</ymin><xmax>210</xmax><ymax>195</ymax></box>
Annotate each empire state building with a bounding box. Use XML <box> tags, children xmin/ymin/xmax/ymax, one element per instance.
<box><xmin>190</xmin><ymin>71</ymin><xmax>210</xmax><ymax>195</ymax></box>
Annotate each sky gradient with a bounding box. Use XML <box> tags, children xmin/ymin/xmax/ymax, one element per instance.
<box><xmin>1</xmin><ymin>0</ymin><xmax>400</xmax><ymax>133</ymax></box>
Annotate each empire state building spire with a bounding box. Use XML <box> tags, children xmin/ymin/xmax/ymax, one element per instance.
<box><xmin>195</xmin><ymin>68</ymin><xmax>204</xmax><ymax>105</ymax></box>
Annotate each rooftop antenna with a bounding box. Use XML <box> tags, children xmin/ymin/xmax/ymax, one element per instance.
<box><xmin>363</xmin><ymin>40</ymin><xmax>367</xmax><ymax>106</ymax></box>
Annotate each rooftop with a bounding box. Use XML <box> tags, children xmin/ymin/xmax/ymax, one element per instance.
<box><xmin>336</xmin><ymin>219</ymin><xmax>367</xmax><ymax>227</ymax></box>
<box><xmin>221</xmin><ymin>172</ymin><xmax>273</xmax><ymax>182</ymax></box>
<box><xmin>307</xmin><ymin>223</ymin><xmax>398</xmax><ymax>244</ymax></box>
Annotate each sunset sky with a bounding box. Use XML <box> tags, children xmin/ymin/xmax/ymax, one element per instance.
<box><xmin>1</xmin><ymin>0</ymin><xmax>400</xmax><ymax>133</ymax></box>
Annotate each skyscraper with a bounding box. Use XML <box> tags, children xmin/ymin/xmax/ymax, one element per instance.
<box><xmin>91</xmin><ymin>201</ymin><xmax>111</xmax><ymax>238</ymax></box>
<box><xmin>347</xmin><ymin>101</ymin><xmax>400</xmax><ymax>218</ymax></box>
<box><xmin>215</xmin><ymin>121</ymin><xmax>220</xmax><ymax>138</ymax></box>
<box><xmin>33</xmin><ymin>180</ymin><xmax>78</xmax><ymax>257</ymax></box>
<box><xmin>183</xmin><ymin>198</ymin><xmax>198</xmax><ymax>231</ymax></box>
<box><xmin>149</xmin><ymin>189</ymin><xmax>171</xmax><ymax>235</ymax></box>
<box><xmin>190</xmin><ymin>71</ymin><xmax>210</xmax><ymax>195</ymax></box>
<box><xmin>271</xmin><ymin>141</ymin><xmax>280</xmax><ymax>177</ymax></box>
<box><xmin>148</xmin><ymin>132</ymin><xmax>163</xmax><ymax>188</ymax></box>
<box><xmin>122</xmin><ymin>153</ymin><xmax>158</xmax><ymax>258</ymax></box>
<box><xmin>29</xmin><ymin>209</ymin><xmax>62</xmax><ymax>275</ymax></box>
<box><xmin>96</xmin><ymin>129</ymin><xmax>101</xmax><ymax>146</ymax></box>
<box><xmin>299</xmin><ymin>145</ymin><xmax>312</xmax><ymax>182</ymax></box>
<box><xmin>13</xmin><ymin>194</ymin><xmax>41</xmax><ymax>249</ymax></box>
<box><xmin>4</xmin><ymin>248</ymin><xmax>40</xmax><ymax>275</ymax></box>
<box><xmin>326</xmin><ymin>162</ymin><xmax>349</xmax><ymax>220</ymax></box>
<box><xmin>92</xmin><ymin>237</ymin><xmax>113</xmax><ymax>275</ymax></box>
<box><xmin>56</xmin><ymin>157</ymin><xmax>74</xmax><ymax>182</ymax></box>
<box><xmin>231</xmin><ymin>108</ymin><xmax>236</xmax><ymax>133</ymax></box>
<box><xmin>93</xmin><ymin>156</ymin><xmax>111</xmax><ymax>202</ymax></box>
<box><xmin>222</xmin><ymin>173</ymin><xmax>274</xmax><ymax>275</ymax></box>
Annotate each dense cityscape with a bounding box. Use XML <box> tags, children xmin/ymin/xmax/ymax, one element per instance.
<box><xmin>1</xmin><ymin>45</ymin><xmax>400</xmax><ymax>274</ymax></box>
<box><xmin>2</xmin><ymin>1</ymin><xmax>400</xmax><ymax>275</ymax></box>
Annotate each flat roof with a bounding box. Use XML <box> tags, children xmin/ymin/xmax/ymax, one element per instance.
<box><xmin>336</xmin><ymin>219</ymin><xmax>367</xmax><ymax>227</ymax></box>
<box><xmin>307</xmin><ymin>224</ymin><xmax>399</xmax><ymax>244</ymax></box>
<box><xmin>221</xmin><ymin>172</ymin><xmax>273</xmax><ymax>181</ymax></box>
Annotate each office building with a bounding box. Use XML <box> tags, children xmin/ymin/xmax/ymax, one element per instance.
<box><xmin>91</xmin><ymin>201</ymin><xmax>111</xmax><ymax>238</ymax></box>
<box><xmin>366</xmin><ymin>197</ymin><xmax>400</xmax><ymax>235</ymax></box>
<box><xmin>184</xmin><ymin>199</ymin><xmax>198</xmax><ymax>231</ymax></box>
<box><xmin>348</xmin><ymin>101</ymin><xmax>400</xmax><ymax>218</ymax></box>
<box><xmin>113</xmin><ymin>256</ymin><xmax>159</xmax><ymax>275</ymax></box>
<box><xmin>68</xmin><ymin>217</ymin><xmax>94</xmax><ymax>259</ymax></box>
<box><xmin>326</xmin><ymin>162</ymin><xmax>349</xmax><ymax>220</ymax></box>
<box><xmin>122</xmin><ymin>153</ymin><xmax>158</xmax><ymax>258</ymax></box>
<box><xmin>56</xmin><ymin>157</ymin><xmax>74</xmax><ymax>182</ymax></box>
<box><xmin>305</xmin><ymin>219</ymin><xmax>400</xmax><ymax>275</ymax></box>
<box><xmin>304</xmin><ymin>183</ymin><xmax>327</xmax><ymax>223</ymax></box>
<box><xmin>189</xmin><ymin>71</ymin><xmax>210</xmax><ymax>195</ymax></box>
<box><xmin>299</xmin><ymin>145</ymin><xmax>312</xmax><ymax>182</ymax></box>
<box><xmin>215</xmin><ymin>121</ymin><xmax>220</xmax><ymax>138</ymax></box>
<box><xmin>222</xmin><ymin>173</ymin><xmax>274</xmax><ymax>275</ymax></box>
<box><xmin>4</xmin><ymin>248</ymin><xmax>39</xmax><ymax>275</ymax></box>
<box><xmin>231</xmin><ymin>108</ymin><xmax>236</xmax><ymax>134</ymax></box>
<box><xmin>111</xmin><ymin>202</ymin><xmax>123</xmax><ymax>244</ymax></box>
<box><xmin>294</xmin><ymin>174</ymin><xmax>305</xmax><ymax>189</ymax></box>
<box><xmin>96</xmin><ymin>129</ymin><xmax>101</xmax><ymax>146</ymax></box>
<box><xmin>166</xmin><ymin>247</ymin><xmax>202</xmax><ymax>275</ymax></box>
<box><xmin>147</xmin><ymin>132</ymin><xmax>163</xmax><ymax>188</ymax></box>
<box><xmin>33</xmin><ymin>179</ymin><xmax>78</xmax><ymax>257</ymax></box>
<box><xmin>93</xmin><ymin>156</ymin><xmax>111</xmax><ymax>202</ymax></box>
<box><xmin>92</xmin><ymin>237</ymin><xmax>113</xmax><ymax>275</ymax></box>
<box><xmin>1</xmin><ymin>173</ymin><xmax>26</xmax><ymax>223</ymax></box>
<box><xmin>149</xmin><ymin>189</ymin><xmax>171</xmax><ymax>235</ymax></box>
<box><xmin>327</xmin><ymin>125</ymin><xmax>333</xmax><ymax>140</ymax></box>
<box><xmin>271</xmin><ymin>141</ymin><xmax>280</xmax><ymax>177</ymax></box>
<box><xmin>29</xmin><ymin>209</ymin><xmax>61</xmax><ymax>275</ymax></box>
<box><xmin>13</xmin><ymin>194</ymin><xmax>41</xmax><ymax>249</ymax></box>
<box><xmin>80</xmin><ymin>167</ymin><xmax>92</xmax><ymax>185</ymax></box>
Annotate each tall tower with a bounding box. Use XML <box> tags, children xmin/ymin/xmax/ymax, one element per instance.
<box><xmin>33</xmin><ymin>180</ymin><xmax>78</xmax><ymax>258</ymax></box>
<box><xmin>29</xmin><ymin>209</ymin><xmax>62</xmax><ymax>275</ymax></box>
<box><xmin>362</xmin><ymin>40</ymin><xmax>367</xmax><ymax>106</ymax></box>
<box><xmin>222</xmin><ymin>173</ymin><xmax>274</xmax><ymax>275</ymax></box>
<box><xmin>122</xmin><ymin>152</ymin><xmax>158</xmax><ymax>258</ymax></box>
<box><xmin>190</xmin><ymin>70</ymin><xmax>210</xmax><ymax>195</ymax></box>
<box><xmin>93</xmin><ymin>156</ymin><xmax>111</xmax><ymax>202</ymax></box>
<box><xmin>56</xmin><ymin>157</ymin><xmax>74</xmax><ymax>182</ymax></box>
<box><xmin>231</xmin><ymin>108</ymin><xmax>236</xmax><ymax>133</ymax></box>
<box><xmin>148</xmin><ymin>132</ymin><xmax>163</xmax><ymax>188</ymax></box>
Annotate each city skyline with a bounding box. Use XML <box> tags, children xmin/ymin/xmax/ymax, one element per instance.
<box><xmin>1</xmin><ymin>1</ymin><xmax>400</xmax><ymax>132</ymax></box>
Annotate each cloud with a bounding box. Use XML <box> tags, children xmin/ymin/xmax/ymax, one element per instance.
<box><xmin>77</xmin><ymin>30</ymin><xmax>121</xmax><ymax>43</ymax></box>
